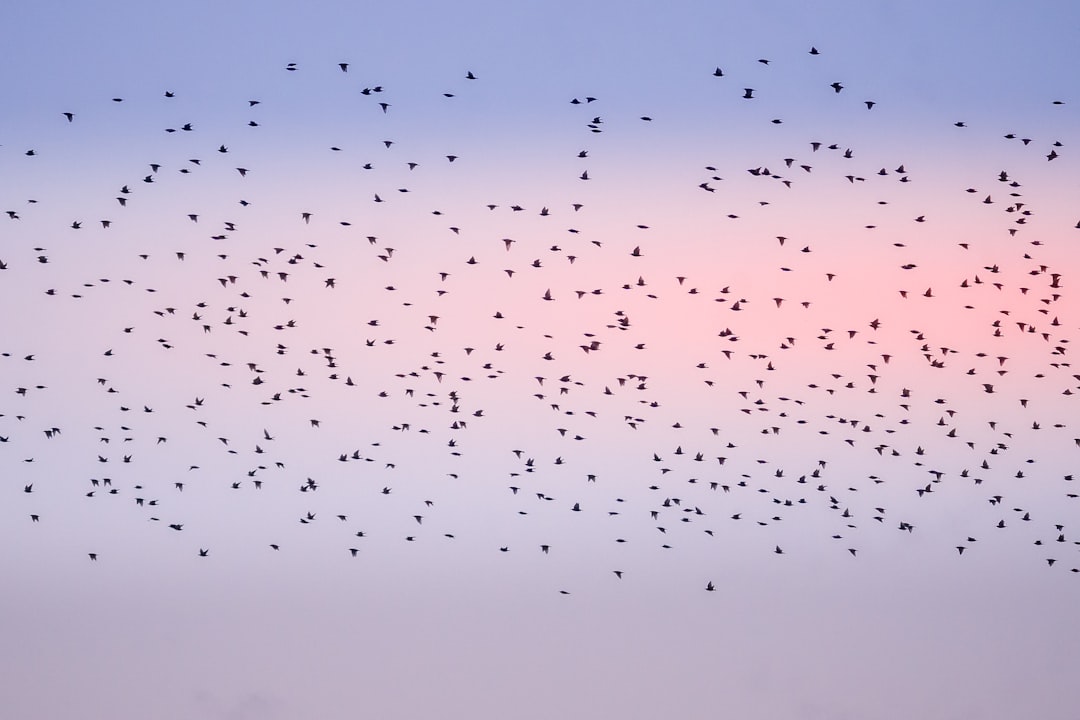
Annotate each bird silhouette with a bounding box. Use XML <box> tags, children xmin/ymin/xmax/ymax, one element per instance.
<box><xmin>2</xmin><ymin>44</ymin><xmax>1075</xmax><ymax>605</ymax></box>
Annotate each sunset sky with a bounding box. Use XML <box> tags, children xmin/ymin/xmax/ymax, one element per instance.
<box><xmin>3</xmin><ymin>2</ymin><xmax>1080</xmax><ymax>719</ymax></box>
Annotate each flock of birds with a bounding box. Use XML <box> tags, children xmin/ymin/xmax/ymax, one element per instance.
<box><xmin>4</xmin><ymin>47</ymin><xmax>1079</xmax><ymax>594</ymax></box>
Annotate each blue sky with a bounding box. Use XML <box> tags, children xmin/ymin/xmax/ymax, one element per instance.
<box><xmin>3</xmin><ymin>2</ymin><xmax>1080</xmax><ymax>719</ymax></box>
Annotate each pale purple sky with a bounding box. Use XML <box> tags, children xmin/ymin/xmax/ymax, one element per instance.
<box><xmin>2</xmin><ymin>2</ymin><xmax>1080</xmax><ymax>718</ymax></box>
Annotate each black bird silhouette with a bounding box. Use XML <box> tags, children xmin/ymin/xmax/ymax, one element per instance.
<box><xmin>2</xmin><ymin>43</ymin><xmax>1077</xmax><ymax>607</ymax></box>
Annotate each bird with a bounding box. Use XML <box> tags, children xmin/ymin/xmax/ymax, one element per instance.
<box><xmin>2</xmin><ymin>41</ymin><xmax>1076</xmax><ymax>608</ymax></box>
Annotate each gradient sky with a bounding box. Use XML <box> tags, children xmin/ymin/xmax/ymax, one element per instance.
<box><xmin>3</xmin><ymin>2</ymin><xmax>1080</xmax><ymax>719</ymax></box>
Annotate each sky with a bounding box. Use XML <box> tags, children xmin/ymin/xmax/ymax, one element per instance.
<box><xmin>2</xmin><ymin>1</ymin><xmax>1080</xmax><ymax>718</ymax></box>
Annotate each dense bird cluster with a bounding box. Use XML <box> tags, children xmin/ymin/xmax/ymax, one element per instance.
<box><xmin>3</xmin><ymin>49</ymin><xmax>1078</xmax><ymax>593</ymax></box>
